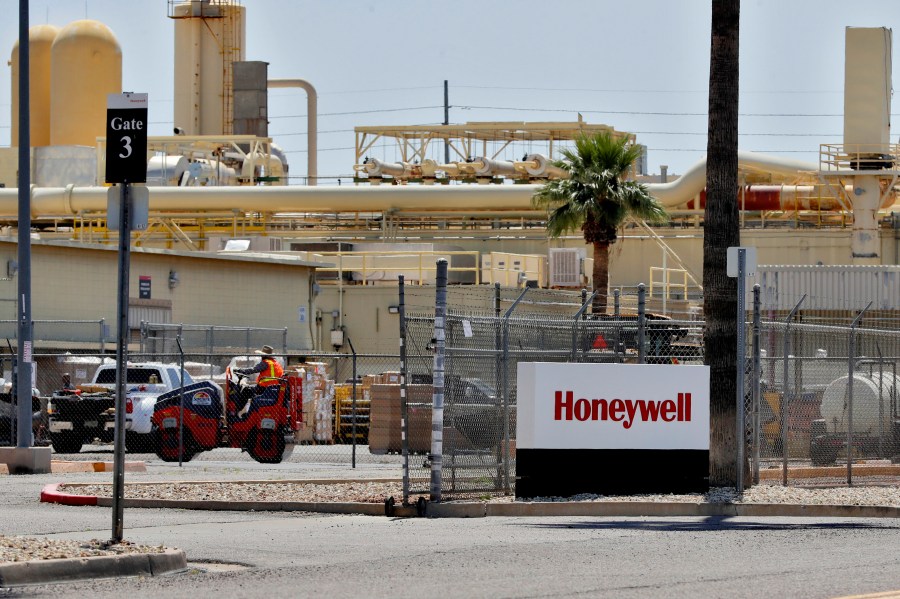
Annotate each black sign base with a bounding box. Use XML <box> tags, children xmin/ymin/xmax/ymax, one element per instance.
<box><xmin>516</xmin><ymin>449</ymin><xmax>709</xmax><ymax>499</ymax></box>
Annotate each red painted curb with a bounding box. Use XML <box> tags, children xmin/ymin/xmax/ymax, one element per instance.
<box><xmin>40</xmin><ymin>483</ymin><xmax>99</xmax><ymax>506</ymax></box>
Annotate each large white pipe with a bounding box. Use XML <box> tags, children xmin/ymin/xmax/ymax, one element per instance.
<box><xmin>646</xmin><ymin>151</ymin><xmax>818</xmax><ymax>207</ymax></box>
<box><xmin>267</xmin><ymin>79</ymin><xmax>317</xmax><ymax>186</ymax></box>
<box><xmin>0</xmin><ymin>184</ymin><xmax>543</xmax><ymax>218</ymax></box>
<box><xmin>1</xmin><ymin>151</ymin><xmax>872</xmax><ymax>218</ymax></box>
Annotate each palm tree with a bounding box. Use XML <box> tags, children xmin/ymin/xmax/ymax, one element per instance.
<box><xmin>705</xmin><ymin>0</ymin><xmax>742</xmax><ymax>487</ymax></box>
<box><xmin>532</xmin><ymin>131</ymin><xmax>668</xmax><ymax>314</ymax></box>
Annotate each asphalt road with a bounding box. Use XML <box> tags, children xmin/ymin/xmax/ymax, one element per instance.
<box><xmin>2</xmin><ymin>449</ymin><xmax>900</xmax><ymax>598</ymax></box>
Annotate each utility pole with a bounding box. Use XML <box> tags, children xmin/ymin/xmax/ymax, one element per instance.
<box><xmin>443</xmin><ymin>80</ymin><xmax>450</xmax><ymax>164</ymax></box>
<box><xmin>15</xmin><ymin>0</ymin><xmax>34</xmax><ymax>453</ymax></box>
<box><xmin>1</xmin><ymin>0</ymin><xmax>51</xmax><ymax>475</ymax></box>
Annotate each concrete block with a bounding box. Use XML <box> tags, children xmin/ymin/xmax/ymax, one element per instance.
<box><xmin>0</xmin><ymin>447</ymin><xmax>52</xmax><ymax>474</ymax></box>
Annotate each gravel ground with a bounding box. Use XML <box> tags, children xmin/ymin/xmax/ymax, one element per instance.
<box><xmin>58</xmin><ymin>480</ymin><xmax>900</xmax><ymax>507</ymax></box>
<box><xmin>0</xmin><ymin>536</ymin><xmax>167</xmax><ymax>564</ymax></box>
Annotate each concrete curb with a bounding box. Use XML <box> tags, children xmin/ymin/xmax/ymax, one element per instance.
<box><xmin>40</xmin><ymin>483</ymin><xmax>98</xmax><ymax>506</ymax></box>
<box><xmin>39</xmin><ymin>482</ymin><xmax>900</xmax><ymax>519</ymax></box>
<box><xmin>0</xmin><ymin>549</ymin><xmax>186</xmax><ymax>587</ymax></box>
<box><xmin>50</xmin><ymin>461</ymin><xmax>147</xmax><ymax>474</ymax></box>
<box><xmin>1</xmin><ymin>461</ymin><xmax>147</xmax><ymax>475</ymax></box>
<box><xmin>759</xmin><ymin>464</ymin><xmax>900</xmax><ymax>480</ymax></box>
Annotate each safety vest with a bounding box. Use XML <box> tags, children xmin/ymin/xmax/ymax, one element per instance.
<box><xmin>257</xmin><ymin>357</ymin><xmax>284</xmax><ymax>387</ymax></box>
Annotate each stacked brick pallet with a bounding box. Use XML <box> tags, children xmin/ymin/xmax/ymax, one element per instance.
<box><xmin>368</xmin><ymin>381</ymin><xmax>432</xmax><ymax>454</ymax></box>
<box><xmin>294</xmin><ymin>362</ymin><xmax>334</xmax><ymax>444</ymax></box>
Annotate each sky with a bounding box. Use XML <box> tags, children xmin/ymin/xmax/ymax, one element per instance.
<box><xmin>0</xmin><ymin>0</ymin><xmax>897</xmax><ymax>185</ymax></box>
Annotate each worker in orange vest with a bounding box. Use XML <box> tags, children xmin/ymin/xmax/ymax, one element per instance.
<box><xmin>234</xmin><ymin>344</ymin><xmax>285</xmax><ymax>417</ymax></box>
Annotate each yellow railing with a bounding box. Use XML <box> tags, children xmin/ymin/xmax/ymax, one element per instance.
<box><xmin>299</xmin><ymin>250</ymin><xmax>482</xmax><ymax>285</ymax></box>
<box><xmin>649</xmin><ymin>266</ymin><xmax>690</xmax><ymax>299</ymax></box>
<box><xmin>819</xmin><ymin>143</ymin><xmax>900</xmax><ymax>172</ymax></box>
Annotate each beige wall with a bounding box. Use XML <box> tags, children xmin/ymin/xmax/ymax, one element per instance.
<box><xmin>0</xmin><ymin>240</ymin><xmax>316</xmax><ymax>350</ymax></box>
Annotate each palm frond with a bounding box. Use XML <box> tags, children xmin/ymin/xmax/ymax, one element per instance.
<box><xmin>531</xmin><ymin>131</ymin><xmax>668</xmax><ymax>239</ymax></box>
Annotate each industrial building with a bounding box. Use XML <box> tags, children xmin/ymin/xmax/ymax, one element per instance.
<box><xmin>0</xmin><ymin>1</ymin><xmax>897</xmax><ymax>354</ymax></box>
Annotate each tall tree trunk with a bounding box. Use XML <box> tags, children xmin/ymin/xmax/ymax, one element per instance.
<box><xmin>591</xmin><ymin>241</ymin><xmax>610</xmax><ymax>315</ymax></box>
<box><xmin>704</xmin><ymin>0</ymin><xmax>741</xmax><ymax>487</ymax></box>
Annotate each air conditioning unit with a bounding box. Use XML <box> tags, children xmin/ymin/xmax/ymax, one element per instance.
<box><xmin>548</xmin><ymin>248</ymin><xmax>584</xmax><ymax>287</ymax></box>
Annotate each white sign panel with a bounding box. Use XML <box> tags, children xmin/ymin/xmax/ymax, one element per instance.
<box><xmin>517</xmin><ymin>362</ymin><xmax>710</xmax><ymax>450</ymax></box>
<box><xmin>726</xmin><ymin>246</ymin><xmax>757</xmax><ymax>277</ymax></box>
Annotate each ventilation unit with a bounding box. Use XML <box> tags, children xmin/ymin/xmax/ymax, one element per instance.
<box><xmin>548</xmin><ymin>248</ymin><xmax>584</xmax><ymax>287</ymax></box>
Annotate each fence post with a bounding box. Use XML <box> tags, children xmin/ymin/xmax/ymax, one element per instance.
<box><xmin>847</xmin><ymin>301</ymin><xmax>872</xmax><ymax>486</ymax></box>
<box><xmin>752</xmin><ymin>284</ymin><xmax>761</xmax><ymax>485</ymax></box>
<box><xmin>176</xmin><ymin>336</ymin><xmax>185</xmax><ymax>467</ymax></box>
<box><xmin>430</xmin><ymin>260</ymin><xmax>448</xmax><ymax>502</ymax></box>
<box><xmin>282</xmin><ymin>328</ymin><xmax>288</xmax><ymax>354</ymax></box>
<box><xmin>571</xmin><ymin>291</ymin><xmax>598</xmax><ymax>362</ymax></box>
<box><xmin>736</xmin><ymin>250</ymin><xmax>747</xmax><ymax>494</ymax></box>
<box><xmin>637</xmin><ymin>283</ymin><xmax>646</xmax><ymax>364</ymax></box>
<box><xmin>781</xmin><ymin>294</ymin><xmax>806</xmax><ymax>486</ymax></box>
<box><xmin>501</xmin><ymin>286</ymin><xmax>530</xmax><ymax>494</ymax></box>
<box><xmin>614</xmin><ymin>288</ymin><xmax>620</xmax><ymax>318</ymax></box>
<box><xmin>100</xmin><ymin>318</ymin><xmax>106</xmax><ymax>354</ymax></box>
<box><xmin>399</xmin><ymin>275</ymin><xmax>410</xmax><ymax>505</ymax></box>
<box><xmin>347</xmin><ymin>337</ymin><xmax>357</xmax><ymax>469</ymax></box>
<box><xmin>206</xmin><ymin>327</ymin><xmax>214</xmax><ymax>380</ymax></box>
<box><xmin>494</xmin><ymin>283</ymin><xmax>501</xmax><ymax>410</ymax></box>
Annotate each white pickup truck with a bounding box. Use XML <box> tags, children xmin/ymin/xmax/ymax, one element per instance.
<box><xmin>50</xmin><ymin>362</ymin><xmax>195</xmax><ymax>453</ymax></box>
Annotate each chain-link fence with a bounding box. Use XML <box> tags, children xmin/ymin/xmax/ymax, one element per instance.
<box><xmin>2</xmin><ymin>349</ymin><xmax>421</xmax><ymax>468</ymax></box>
<box><xmin>401</xmin><ymin>272</ymin><xmax>706</xmax><ymax>502</ymax></box>
<box><xmin>5</xmin><ymin>273</ymin><xmax>897</xmax><ymax>497</ymax></box>
<box><xmin>401</xmin><ymin>273</ymin><xmax>898</xmax><ymax>502</ymax></box>
<box><xmin>750</xmin><ymin>311</ymin><xmax>900</xmax><ymax>489</ymax></box>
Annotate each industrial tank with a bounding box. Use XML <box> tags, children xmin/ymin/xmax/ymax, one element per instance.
<box><xmin>10</xmin><ymin>24</ymin><xmax>59</xmax><ymax>147</ymax></box>
<box><xmin>171</xmin><ymin>1</ymin><xmax>246</xmax><ymax>136</ymax></box>
<box><xmin>49</xmin><ymin>20</ymin><xmax>122</xmax><ymax>147</ymax></box>
<box><xmin>819</xmin><ymin>371</ymin><xmax>899</xmax><ymax>435</ymax></box>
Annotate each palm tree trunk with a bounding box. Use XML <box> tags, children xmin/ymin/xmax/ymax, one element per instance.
<box><xmin>591</xmin><ymin>242</ymin><xmax>610</xmax><ymax>315</ymax></box>
<box><xmin>705</xmin><ymin>0</ymin><xmax>741</xmax><ymax>487</ymax></box>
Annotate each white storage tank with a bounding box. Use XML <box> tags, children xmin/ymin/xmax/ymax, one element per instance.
<box><xmin>171</xmin><ymin>0</ymin><xmax>246</xmax><ymax>136</ymax></box>
<box><xmin>49</xmin><ymin>20</ymin><xmax>122</xmax><ymax>147</ymax></box>
<box><xmin>10</xmin><ymin>24</ymin><xmax>59</xmax><ymax>147</ymax></box>
<box><xmin>820</xmin><ymin>371</ymin><xmax>899</xmax><ymax>435</ymax></box>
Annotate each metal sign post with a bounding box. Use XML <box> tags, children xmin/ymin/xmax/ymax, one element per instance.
<box><xmin>107</xmin><ymin>92</ymin><xmax>147</xmax><ymax>544</ymax></box>
<box><xmin>727</xmin><ymin>246</ymin><xmax>757</xmax><ymax>493</ymax></box>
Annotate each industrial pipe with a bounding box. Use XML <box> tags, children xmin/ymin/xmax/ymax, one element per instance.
<box><xmin>646</xmin><ymin>151</ymin><xmax>819</xmax><ymax>207</ymax></box>
<box><xmin>361</xmin><ymin>158</ymin><xmax>416</xmax><ymax>179</ymax></box>
<box><xmin>465</xmin><ymin>157</ymin><xmax>517</xmax><ymax>177</ymax></box>
<box><xmin>0</xmin><ymin>181</ymin><xmax>886</xmax><ymax>219</ymax></box>
<box><xmin>521</xmin><ymin>153</ymin><xmax>567</xmax><ymax>179</ymax></box>
<box><xmin>267</xmin><ymin>79</ymin><xmax>317</xmax><ymax>186</ymax></box>
<box><xmin>0</xmin><ymin>184</ymin><xmax>544</xmax><ymax>217</ymax></box>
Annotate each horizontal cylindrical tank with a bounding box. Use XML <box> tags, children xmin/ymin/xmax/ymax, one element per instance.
<box><xmin>820</xmin><ymin>371</ymin><xmax>900</xmax><ymax>435</ymax></box>
<box><xmin>362</xmin><ymin>158</ymin><xmax>414</xmax><ymax>178</ymax></box>
<box><xmin>50</xmin><ymin>20</ymin><xmax>122</xmax><ymax>147</ymax></box>
<box><xmin>147</xmin><ymin>155</ymin><xmax>190</xmax><ymax>186</ymax></box>
<box><xmin>469</xmin><ymin>157</ymin><xmax>516</xmax><ymax>177</ymax></box>
<box><xmin>10</xmin><ymin>24</ymin><xmax>59</xmax><ymax>147</ymax></box>
<box><xmin>523</xmin><ymin>153</ymin><xmax>566</xmax><ymax>178</ymax></box>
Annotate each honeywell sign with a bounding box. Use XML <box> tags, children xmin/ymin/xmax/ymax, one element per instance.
<box><xmin>516</xmin><ymin>362</ymin><xmax>710</xmax><ymax>498</ymax></box>
<box><xmin>518</xmin><ymin>362</ymin><xmax>709</xmax><ymax>450</ymax></box>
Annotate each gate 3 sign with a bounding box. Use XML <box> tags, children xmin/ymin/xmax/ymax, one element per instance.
<box><xmin>515</xmin><ymin>362</ymin><xmax>710</xmax><ymax>498</ymax></box>
<box><xmin>105</xmin><ymin>92</ymin><xmax>148</xmax><ymax>184</ymax></box>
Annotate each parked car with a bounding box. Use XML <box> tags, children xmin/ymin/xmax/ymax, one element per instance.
<box><xmin>48</xmin><ymin>362</ymin><xmax>199</xmax><ymax>453</ymax></box>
